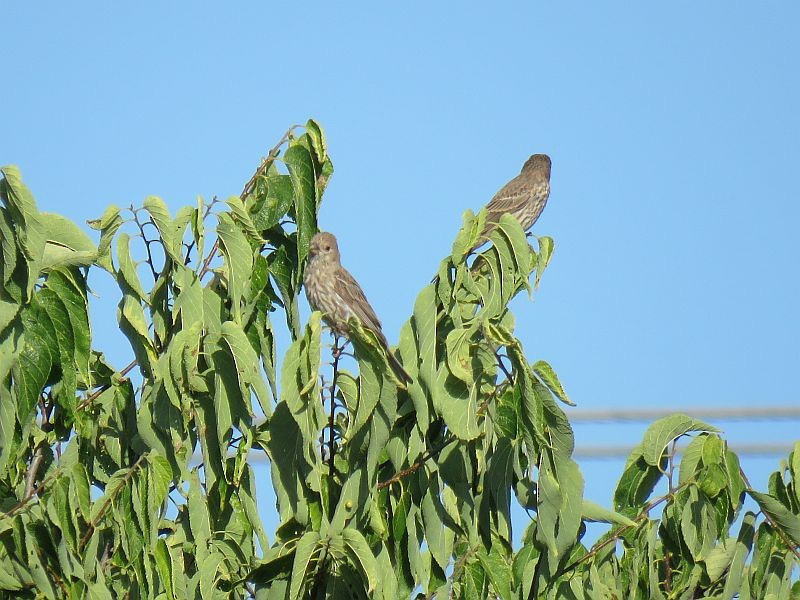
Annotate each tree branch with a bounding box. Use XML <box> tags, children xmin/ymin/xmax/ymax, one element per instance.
<box><xmin>561</xmin><ymin>481</ymin><xmax>690</xmax><ymax>576</ymax></box>
<box><xmin>24</xmin><ymin>446</ymin><xmax>45</xmax><ymax>499</ymax></box>
<box><xmin>328</xmin><ymin>337</ymin><xmax>343</xmax><ymax>483</ymax></box>
<box><xmin>739</xmin><ymin>466</ymin><xmax>800</xmax><ymax>560</ymax></box>
<box><xmin>198</xmin><ymin>126</ymin><xmax>297</xmax><ymax>282</ymax></box>
<box><xmin>79</xmin><ymin>454</ymin><xmax>148</xmax><ymax>551</ymax></box>
<box><xmin>76</xmin><ymin>359</ymin><xmax>138</xmax><ymax>412</ymax></box>
<box><xmin>377</xmin><ymin>435</ymin><xmax>459</xmax><ymax>490</ymax></box>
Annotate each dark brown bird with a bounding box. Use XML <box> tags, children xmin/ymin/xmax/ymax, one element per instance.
<box><xmin>304</xmin><ymin>232</ymin><xmax>412</xmax><ymax>385</ymax></box>
<box><xmin>470</xmin><ymin>154</ymin><xmax>551</xmax><ymax>251</ymax></box>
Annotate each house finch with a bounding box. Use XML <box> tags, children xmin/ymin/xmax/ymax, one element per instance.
<box><xmin>470</xmin><ymin>153</ymin><xmax>551</xmax><ymax>251</ymax></box>
<box><xmin>304</xmin><ymin>232</ymin><xmax>413</xmax><ymax>385</ymax></box>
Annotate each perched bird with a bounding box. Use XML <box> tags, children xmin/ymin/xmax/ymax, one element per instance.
<box><xmin>470</xmin><ymin>153</ymin><xmax>551</xmax><ymax>251</ymax></box>
<box><xmin>304</xmin><ymin>232</ymin><xmax>413</xmax><ymax>385</ymax></box>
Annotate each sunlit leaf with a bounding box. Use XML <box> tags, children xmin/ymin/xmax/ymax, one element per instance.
<box><xmin>641</xmin><ymin>414</ymin><xmax>718</xmax><ymax>467</ymax></box>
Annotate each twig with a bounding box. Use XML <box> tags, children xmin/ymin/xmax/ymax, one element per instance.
<box><xmin>561</xmin><ymin>481</ymin><xmax>690</xmax><ymax>575</ymax></box>
<box><xmin>24</xmin><ymin>394</ymin><xmax>54</xmax><ymax>498</ymax></box>
<box><xmin>198</xmin><ymin>127</ymin><xmax>297</xmax><ymax>282</ymax></box>
<box><xmin>98</xmin><ymin>541</ymin><xmax>112</xmax><ymax>572</ymax></box>
<box><xmin>1</xmin><ymin>471</ymin><xmax>61</xmax><ymax>519</ymax></box>
<box><xmin>377</xmin><ymin>435</ymin><xmax>459</xmax><ymax>490</ymax></box>
<box><xmin>76</xmin><ymin>359</ymin><xmax>138</xmax><ymax>412</ymax></box>
<box><xmin>24</xmin><ymin>446</ymin><xmax>45</xmax><ymax>499</ymax></box>
<box><xmin>740</xmin><ymin>466</ymin><xmax>800</xmax><ymax>560</ymax></box>
<box><xmin>448</xmin><ymin>545</ymin><xmax>479</xmax><ymax>596</ymax></box>
<box><xmin>376</xmin><ymin>388</ymin><xmax>497</xmax><ymax>491</ymax></box>
<box><xmin>328</xmin><ymin>337</ymin><xmax>343</xmax><ymax>487</ymax></box>
<box><xmin>132</xmin><ymin>210</ymin><xmax>160</xmax><ymax>281</ymax></box>
<box><xmin>240</xmin><ymin>127</ymin><xmax>298</xmax><ymax>199</ymax></box>
<box><xmin>664</xmin><ymin>440</ymin><xmax>677</xmax><ymax>592</ymax></box>
<box><xmin>184</xmin><ymin>196</ymin><xmax>220</xmax><ymax>267</ymax></box>
<box><xmin>245</xmin><ymin>581</ymin><xmax>256</xmax><ymax>598</ymax></box>
<box><xmin>79</xmin><ymin>454</ymin><xmax>148</xmax><ymax>551</ymax></box>
<box><xmin>495</xmin><ymin>351</ymin><xmax>514</xmax><ymax>384</ymax></box>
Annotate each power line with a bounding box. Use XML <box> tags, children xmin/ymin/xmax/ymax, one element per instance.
<box><xmin>574</xmin><ymin>442</ymin><xmax>796</xmax><ymax>460</ymax></box>
<box><xmin>225</xmin><ymin>442</ymin><xmax>796</xmax><ymax>466</ymax></box>
<box><xmin>568</xmin><ymin>406</ymin><xmax>800</xmax><ymax>423</ymax></box>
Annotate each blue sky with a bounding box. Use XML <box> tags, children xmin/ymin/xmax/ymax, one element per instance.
<box><xmin>4</xmin><ymin>2</ymin><xmax>799</xmax><ymax>542</ymax></box>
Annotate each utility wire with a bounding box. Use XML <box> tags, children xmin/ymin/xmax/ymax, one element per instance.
<box><xmin>568</xmin><ymin>405</ymin><xmax>800</xmax><ymax>423</ymax></box>
<box><xmin>574</xmin><ymin>442</ymin><xmax>796</xmax><ymax>460</ymax></box>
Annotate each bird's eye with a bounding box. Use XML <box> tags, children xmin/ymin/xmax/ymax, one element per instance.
<box><xmin>324</xmin><ymin>245</ymin><xmax>331</xmax><ymax>251</ymax></box>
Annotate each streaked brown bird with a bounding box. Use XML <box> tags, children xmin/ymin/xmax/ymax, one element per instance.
<box><xmin>304</xmin><ymin>232</ymin><xmax>412</xmax><ymax>385</ymax></box>
<box><xmin>470</xmin><ymin>153</ymin><xmax>551</xmax><ymax>251</ymax></box>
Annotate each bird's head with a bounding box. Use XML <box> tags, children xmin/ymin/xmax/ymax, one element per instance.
<box><xmin>308</xmin><ymin>231</ymin><xmax>341</xmax><ymax>263</ymax></box>
<box><xmin>522</xmin><ymin>154</ymin><xmax>551</xmax><ymax>179</ymax></box>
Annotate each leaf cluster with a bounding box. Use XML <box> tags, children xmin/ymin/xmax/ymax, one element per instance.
<box><xmin>0</xmin><ymin>121</ymin><xmax>798</xmax><ymax>599</ymax></box>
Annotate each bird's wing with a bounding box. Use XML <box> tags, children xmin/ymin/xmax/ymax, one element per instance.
<box><xmin>334</xmin><ymin>267</ymin><xmax>388</xmax><ymax>345</ymax></box>
<box><xmin>483</xmin><ymin>174</ymin><xmax>527</xmax><ymax>222</ymax></box>
<box><xmin>476</xmin><ymin>175</ymin><xmax>528</xmax><ymax>240</ymax></box>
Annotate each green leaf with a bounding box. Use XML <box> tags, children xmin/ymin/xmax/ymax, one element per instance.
<box><xmin>148</xmin><ymin>453</ymin><xmax>173</xmax><ymax>509</ymax></box>
<box><xmin>225</xmin><ymin>195</ymin><xmax>262</xmax><ymax>242</ymax></box>
<box><xmin>26</xmin><ymin>526</ymin><xmax>57</xmax><ymax>599</ymax></box>
<box><xmin>305</xmin><ymin>118</ymin><xmax>328</xmax><ymax>164</ymax></box>
<box><xmin>217</xmin><ymin>212</ymin><xmax>254</xmax><ymax>323</ymax></box>
<box><xmin>451</xmin><ymin>209</ymin><xmax>486</xmax><ymax>260</ymax></box>
<box><xmin>188</xmin><ymin>470</ymin><xmax>211</xmax><ymax>562</ymax></box>
<box><xmin>679</xmin><ymin>434</ymin><xmax>706</xmax><ymax>485</ymax></box>
<box><xmin>280</xmin><ymin>312</ymin><xmax>323</xmax><ymax>443</ymax></box>
<box><xmin>37</xmin><ymin>287</ymin><xmax>77</xmax><ymax>406</ymax></box>
<box><xmin>614</xmin><ymin>450</ymin><xmax>664</xmax><ymax>510</ymax></box>
<box><xmin>88</xmin><ymin>204</ymin><xmax>123</xmax><ymax>271</ymax></box>
<box><xmin>220</xmin><ymin>320</ymin><xmax>272</xmax><ymax>416</ymax></box>
<box><xmin>153</xmin><ymin>539</ymin><xmax>175</xmax><ymax>599</ymax></box>
<box><xmin>117</xmin><ymin>291</ymin><xmax>156</xmax><ymax>375</ymax></box>
<box><xmin>329</xmin><ymin>469</ymin><xmax>365</xmax><ymax>535</ymax></box>
<box><xmin>702</xmin><ymin>432</ymin><xmax>724</xmax><ymax>465</ymax></box>
<box><xmin>680</xmin><ymin>485</ymin><xmax>718</xmax><ymax>560</ymax></box>
<box><xmin>341</xmin><ymin>527</ymin><xmax>379</xmax><ymax>594</ymax></box>
<box><xmin>532</xmin><ymin>359</ymin><xmax>574</xmax><ymax>406</ymax></box>
<box><xmin>41</xmin><ymin>211</ymin><xmax>98</xmax><ymax>255</ymax></box>
<box><xmin>790</xmin><ymin>442</ymin><xmax>800</xmax><ymax>506</ymax></box>
<box><xmin>581</xmin><ymin>499</ymin><xmax>635</xmax><ymax>526</ymax></box>
<box><xmin>251</xmin><ymin>174</ymin><xmax>294</xmax><ymax>231</ymax></box>
<box><xmin>239</xmin><ymin>464</ymin><xmax>269</xmax><ymax>551</ymax></box>
<box><xmin>421</xmin><ymin>475</ymin><xmax>455</xmax><ymax>571</ymax></box>
<box><xmin>476</xmin><ymin>545</ymin><xmax>512</xmax><ymax>600</ymax></box>
<box><xmin>45</xmin><ymin>269</ymin><xmax>91</xmax><ymax>385</ymax></box>
<box><xmin>534</xmin><ymin>235</ymin><xmax>554</xmax><ymax>289</ymax></box>
<box><xmin>14</xmin><ymin>303</ymin><xmax>56</xmax><ymax>420</ymax></box>
<box><xmin>495</xmin><ymin>213</ymin><xmax>534</xmax><ymax>278</ymax></box>
<box><xmin>283</xmin><ymin>143</ymin><xmax>317</xmax><ymax>276</ymax></box>
<box><xmin>641</xmin><ymin>414</ymin><xmax>718</xmax><ymax>467</ymax></box>
<box><xmin>444</xmin><ymin>323</ymin><xmax>479</xmax><ymax>384</ymax></box>
<box><xmin>249</xmin><ymin>545</ymin><xmax>295</xmax><ymax>585</ymax></box>
<box><xmin>436</xmin><ymin>365</ymin><xmax>480</xmax><ymax>441</ymax></box>
<box><xmin>748</xmin><ymin>490</ymin><xmax>800</xmax><ymax>547</ymax></box>
<box><xmin>536</xmin><ymin>453</ymin><xmax>584</xmax><ymax>558</ymax></box>
<box><xmin>199</xmin><ymin>551</ymin><xmax>224</xmax><ymax>600</ymax></box>
<box><xmin>413</xmin><ymin>284</ymin><xmax>437</xmax><ymax>391</ymax></box>
<box><xmin>143</xmin><ymin>196</ymin><xmax>180</xmax><ymax>263</ymax></box>
<box><xmin>172</xmin><ymin>265</ymin><xmax>203</xmax><ymax>327</ymax></box>
<box><xmin>116</xmin><ymin>232</ymin><xmax>148</xmax><ymax>300</ymax></box>
<box><xmin>704</xmin><ymin>537</ymin><xmax>739</xmax><ymax>582</ymax></box>
<box><xmin>289</xmin><ymin>530</ymin><xmax>321</xmax><ymax>600</ymax></box>
<box><xmin>1</xmin><ymin>166</ymin><xmax>46</xmax><ymax>275</ymax></box>
<box><xmin>347</xmin><ymin>321</ymin><xmax>385</xmax><ymax>438</ymax></box>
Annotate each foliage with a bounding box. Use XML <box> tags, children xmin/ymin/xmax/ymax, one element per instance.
<box><xmin>0</xmin><ymin>122</ymin><xmax>798</xmax><ymax>599</ymax></box>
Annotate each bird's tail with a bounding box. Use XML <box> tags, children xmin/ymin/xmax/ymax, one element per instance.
<box><xmin>386</xmin><ymin>350</ymin><xmax>413</xmax><ymax>387</ymax></box>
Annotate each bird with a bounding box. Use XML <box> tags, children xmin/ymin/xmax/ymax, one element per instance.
<box><xmin>304</xmin><ymin>231</ymin><xmax>413</xmax><ymax>385</ymax></box>
<box><xmin>470</xmin><ymin>153</ymin><xmax>551</xmax><ymax>252</ymax></box>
